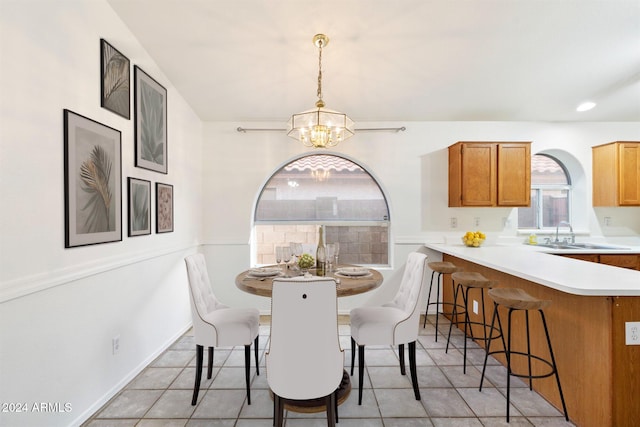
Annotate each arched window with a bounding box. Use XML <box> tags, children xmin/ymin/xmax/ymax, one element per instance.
<box><xmin>254</xmin><ymin>154</ymin><xmax>390</xmax><ymax>266</ymax></box>
<box><xmin>518</xmin><ymin>154</ymin><xmax>571</xmax><ymax>229</ymax></box>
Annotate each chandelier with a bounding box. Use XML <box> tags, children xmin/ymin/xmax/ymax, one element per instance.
<box><xmin>287</xmin><ymin>34</ymin><xmax>354</xmax><ymax>149</ymax></box>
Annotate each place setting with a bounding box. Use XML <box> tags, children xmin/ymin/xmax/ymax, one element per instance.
<box><xmin>245</xmin><ymin>267</ymin><xmax>284</xmax><ymax>280</ymax></box>
<box><xmin>333</xmin><ymin>266</ymin><xmax>372</xmax><ymax>279</ymax></box>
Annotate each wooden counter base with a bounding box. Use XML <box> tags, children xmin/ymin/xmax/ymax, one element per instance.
<box><xmin>443</xmin><ymin>254</ymin><xmax>639</xmax><ymax>427</ymax></box>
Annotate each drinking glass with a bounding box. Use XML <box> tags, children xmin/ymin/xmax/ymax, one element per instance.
<box><xmin>333</xmin><ymin>242</ymin><xmax>340</xmax><ymax>267</ymax></box>
<box><xmin>294</xmin><ymin>243</ymin><xmax>303</xmax><ymax>259</ymax></box>
<box><xmin>275</xmin><ymin>247</ymin><xmax>283</xmax><ymax>272</ymax></box>
<box><xmin>289</xmin><ymin>243</ymin><xmax>297</xmax><ymax>265</ymax></box>
<box><xmin>325</xmin><ymin>244</ymin><xmax>335</xmax><ymax>272</ymax></box>
<box><xmin>282</xmin><ymin>246</ymin><xmax>291</xmax><ymax>270</ymax></box>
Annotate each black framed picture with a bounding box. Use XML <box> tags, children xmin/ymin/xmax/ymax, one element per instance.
<box><xmin>100</xmin><ymin>39</ymin><xmax>130</xmax><ymax>119</ymax></box>
<box><xmin>134</xmin><ymin>66</ymin><xmax>167</xmax><ymax>174</ymax></box>
<box><xmin>127</xmin><ymin>177</ymin><xmax>151</xmax><ymax>237</ymax></box>
<box><xmin>64</xmin><ymin>109</ymin><xmax>122</xmax><ymax>248</ymax></box>
<box><xmin>156</xmin><ymin>182</ymin><xmax>173</xmax><ymax>233</ymax></box>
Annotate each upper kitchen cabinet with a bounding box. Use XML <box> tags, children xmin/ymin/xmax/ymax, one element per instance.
<box><xmin>448</xmin><ymin>141</ymin><xmax>531</xmax><ymax>207</ymax></box>
<box><xmin>592</xmin><ymin>141</ymin><xmax>640</xmax><ymax>206</ymax></box>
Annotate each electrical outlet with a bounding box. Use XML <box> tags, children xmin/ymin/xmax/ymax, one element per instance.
<box><xmin>112</xmin><ymin>335</ymin><xmax>120</xmax><ymax>355</ymax></box>
<box><xmin>626</xmin><ymin>322</ymin><xmax>640</xmax><ymax>345</ymax></box>
<box><xmin>604</xmin><ymin>217</ymin><xmax>612</xmax><ymax>226</ymax></box>
<box><xmin>474</xmin><ymin>217</ymin><xmax>480</xmax><ymax>227</ymax></box>
<box><xmin>472</xmin><ymin>300</ymin><xmax>479</xmax><ymax>315</ymax></box>
<box><xmin>450</xmin><ymin>217</ymin><xmax>457</xmax><ymax>228</ymax></box>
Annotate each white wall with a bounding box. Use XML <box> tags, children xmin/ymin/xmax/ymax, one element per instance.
<box><xmin>0</xmin><ymin>1</ymin><xmax>203</xmax><ymax>426</ymax></box>
<box><xmin>201</xmin><ymin>121</ymin><xmax>640</xmax><ymax>314</ymax></box>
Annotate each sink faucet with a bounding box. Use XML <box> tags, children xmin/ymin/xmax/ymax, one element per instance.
<box><xmin>555</xmin><ymin>221</ymin><xmax>574</xmax><ymax>244</ymax></box>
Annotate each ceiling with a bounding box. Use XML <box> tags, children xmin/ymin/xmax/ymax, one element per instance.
<box><xmin>107</xmin><ymin>0</ymin><xmax>640</xmax><ymax>123</ymax></box>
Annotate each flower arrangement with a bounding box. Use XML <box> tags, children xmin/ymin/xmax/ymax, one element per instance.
<box><xmin>462</xmin><ymin>231</ymin><xmax>486</xmax><ymax>247</ymax></box>
<box><xmin>297</xmin><ymin>253</ymin><xmax>315</xmax><ymax>269</ymax></box>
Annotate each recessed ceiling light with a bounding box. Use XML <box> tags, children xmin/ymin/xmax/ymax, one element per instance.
<box><xmin>576</xmin><ymin>101</ymin><xmax>596</xmax><ymax>112</ymax></box>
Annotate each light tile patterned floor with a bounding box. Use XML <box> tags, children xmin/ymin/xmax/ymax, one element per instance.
<box><xmin>83</xmin><ymin>315</ymin><xmax>575</xmax><ymax>427</ymax></box>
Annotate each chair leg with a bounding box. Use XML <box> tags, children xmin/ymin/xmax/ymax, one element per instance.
<box><xmin>207</xmin><ymin>347</ymin><xmax>214</xmax><ymax>379</ymax></box>
<box><xmin>192</xmin><ymin>345</ymin><xmax>204</xmax><ymax>406</ymax></box>
<box><xmin>254</xmin><ymin>336</ymin><xmax>260</xmax><ymax>376</ymax></box>
<box><xmin>408</xmin><ymin>341</ymin><xmax>420</xmax><ymax>400</ymax></box>
<box><xmin>423</xmin><ymin>270</ymin><xmax>436</xmax><ymax>328</ymax></box>
<box><xmin>326</xmin><ymin>393</ymin><xmax>336</xmax><ymax>427</ymax></box>
<box><xmin>446</xmin><ymin>281</ymin><xmax>461</xmax><ymax>353</ymax></box>
<box><xmin>480</xmin><ymin>303</ymin><xmax>499</xmax><ymax>392</ymax></box>
<box><xmin>399</xmin><ymin>343</ymin><xmax>406</xmax><ymax>375</ymax></box>
<box><xmin>539</xmin><ymin>310</ymin><xmax>569</xmax><ymax>421</ymax></box>
<box><xmin>273</xmin><ymin>394</ymin><xmax>284</xmax><ymax>427</ymax></box>
<box><xmin>358</xmin><ymin>344</ymin><xmax>365</xmax><ymax>405</ymax></box>
<box><xmin>506</xmin><ymin>308</ymin><xmax>514</xmax><ymax>422</ymax></box>
<box><xmin>462</xmin><ymin>286</ymin><xmax>471</xmax><ymax>374</ymax></box>
<box><xmin>244</xmin><ymin>344</ymin><xmax>252</xmax><ymax>405</ymax></box>
<box><xmin>334</xmin><ymin>389</ymin><xmax>339</xmax><ymax>423</ymax></box>
<box><xmin>526</xmin><ymin>310</ymin><xmax>532</xmax><ymax>390</ymax></box>
<box><xmin>350</xmin><ymin>337</ymin><xmax>356</xmax><ymax>376</ymax></box>
<box><xmin>434</xmin><ymin>272</ymin><xmax>442</xmax><ymax>340</ymax></box>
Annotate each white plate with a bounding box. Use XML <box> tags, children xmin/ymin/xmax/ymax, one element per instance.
<box><xmin>248</xmin><ymin>268</ymin><xmax>282</xmax><ymax>277</ymax></box>
<box><xmin>336</xmin><ymin>267</ymin><xmax>370</xmax><ymax>276</ymax></box>
<box><xmin>335</xmin><ymin>271</ymin><xmax>372</xmax><ymax>279</ymax></box>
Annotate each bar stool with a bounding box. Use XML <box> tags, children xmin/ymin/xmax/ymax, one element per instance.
<box><xmin>479</xmin><ymin>288</ymin><xmax>569</xmax><ymax>423</ymax></box>
<box><xmin>445</xmin><ymin>271</ymin><xmax>497</xmax><ymax>373</ymax></box>
<box><xmin>422</xmin><ymin>261</ymin><xmax>463</xmax><ymax>341</ymax></box>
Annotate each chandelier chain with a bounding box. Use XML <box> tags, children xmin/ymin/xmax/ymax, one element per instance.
<box><xmin>316</xmin><ymin>39</ymin><xmax>323</xmax><ymax>103</ymax></box>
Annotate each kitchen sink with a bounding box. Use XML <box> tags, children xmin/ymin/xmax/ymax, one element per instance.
<box><xmin>531</xmin><ymin>242</ymin><xmax>631</xmax><ymax>250</ymax></box>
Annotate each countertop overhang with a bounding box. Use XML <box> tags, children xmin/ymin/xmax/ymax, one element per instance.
<box><xmin>423</xmin><ymin>243</ymin><xmax>640</xmax><ymax>296</ymax></box>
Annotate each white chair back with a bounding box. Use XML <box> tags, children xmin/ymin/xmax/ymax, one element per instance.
<box><xmin>385</xmin><ymin>251</ymin><xmax>428</xmax><ymax>344</ymax></box>
<box><xmin>184</xmin><ymin>254</ymin><xmax>228</xmax><ymax>344</ymax></box>
<box><xmin>266</xmin><ymin>277</ymin><xmax>344</xmax><ymax>400</ymax></box>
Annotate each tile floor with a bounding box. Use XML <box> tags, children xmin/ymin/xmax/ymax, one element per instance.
<box><xmin>83</xmin><ymin>314</ymin><xmax>575</xmax><ymax>427</ymax></box>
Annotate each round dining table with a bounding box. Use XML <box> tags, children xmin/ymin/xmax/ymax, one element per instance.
<box><xmin>235</xmin><ymin>264</ymin><xmax>383</xmax><ymax>298</ymax></box>
<box><xmin>235</xmin><ymin>264</ymin><xmax>383</xmax><ymax>414</ymax></box>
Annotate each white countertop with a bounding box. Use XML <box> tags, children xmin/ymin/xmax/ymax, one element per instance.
<box><xmin>423</xmin><ymin>242</ymin><xmax>640</xmax><ymax>296</ymax></box>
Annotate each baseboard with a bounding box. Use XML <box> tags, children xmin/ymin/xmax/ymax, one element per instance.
<box><xmin>71</xmin><ymin>322</ymin><xmax>192</xmax><ymax>427</ymax></box>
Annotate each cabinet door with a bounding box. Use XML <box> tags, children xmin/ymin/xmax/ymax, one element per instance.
<box><xmin>599</xmin><ymin>254</ymin><xmax>640</xmax><ymax>270</ymax></box>
<box><xmin>497</xmin><ymin>143</ymin><xmax>531</xmax><ymax>206</ymax></box>
<box><xmin>592</xmin><ymin>143</ymin><xmax>617</xmax><ymax>206</ymax></box>
<box><xmin>461</xmin><ymin>143</ymin><xmax>496</xmax><ymax>206</ymax></box>
<box><xmin>560</xmin><ymin>254</ymin><xmax>600</xmax><ymax>263</ymax></box>
<box><xmin>618</xmin><ymin>143</ymin><xmax>640</xmax><ymax>206</ymax></box>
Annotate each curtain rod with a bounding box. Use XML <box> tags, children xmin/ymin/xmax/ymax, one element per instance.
<box><xmin>236</xmin><ymin>126</ymin><xmax>406</xmax><ymax>133</ymax></box>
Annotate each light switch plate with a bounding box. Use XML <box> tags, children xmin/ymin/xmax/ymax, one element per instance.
<box><xmin>625</xmin><ymin>322</ymin><xmax>640</xmax><ymax>345</ymax></box>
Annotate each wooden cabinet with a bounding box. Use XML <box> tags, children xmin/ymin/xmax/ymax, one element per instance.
<box><xmin>558</xmin><ymin>253</ymin><xmax>640</xmax><ymax>270</ymax></box>
<box><xmin>449</xmin><ymin>141</ymin><xmax>531</xmax><ymax>207</ymax></box>
<box><xmin>561</xmin><ymin>253</ymin><xmax>600</xmax><ymax>263</ymax></box>
<box><xmin>599</xmin><ymin>254</ymin><xmax>640</xmax><ymax>270</ymax></box>
<box><xmin>593</xmin><ymin>141</ymin><xmax>640</xmax><ymax>206</ymax></box>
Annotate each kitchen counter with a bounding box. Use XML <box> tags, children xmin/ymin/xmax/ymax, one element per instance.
<box><xmin>423</xmin><ymin>241</ymin><xmax>640</xmax><ymax>427</ymax></box>
<box><xmin>423</xmin><ymin>243</ymin><xmax>640</xmax><ymax>296</ymax></box>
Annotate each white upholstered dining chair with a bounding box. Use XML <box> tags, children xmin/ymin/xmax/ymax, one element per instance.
<box><xmin>350</xmin><ymin>251</ymin><xmax>428</xmax><ymax>404</ymax></box>
<box><xmin>266</xmin><ymin>277</ymin><xmax>344</xmax><ymax>427</ymax></box>
<box><xmin>184</xmin><ymin>253</ymin><xmax>260</xmax><ymax>406</ymax></box>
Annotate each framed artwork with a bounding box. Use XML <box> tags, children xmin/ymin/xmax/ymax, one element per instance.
<box><xmin>64</xmin><ymin>109</ymin><xmax>122</xmax><ymax>248</ymax></box>
<box><xmin>100</xmin><ymin>39</ymin><xmax>130</xmax><ymax>119</ymax></box>
<box><xmin>127</xmin><ymin>177</ymin><xmax>151</xmax><ymax>236</ymax></box>
<box><xmin>134</xmin><ymin>66</ymin><xmax>167</xmax><ymax>174</ymax></box>
<box><xmin>156</xmin><ymin>182</ymin><xmax>173</xmax><ymax>233</ymax></box>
